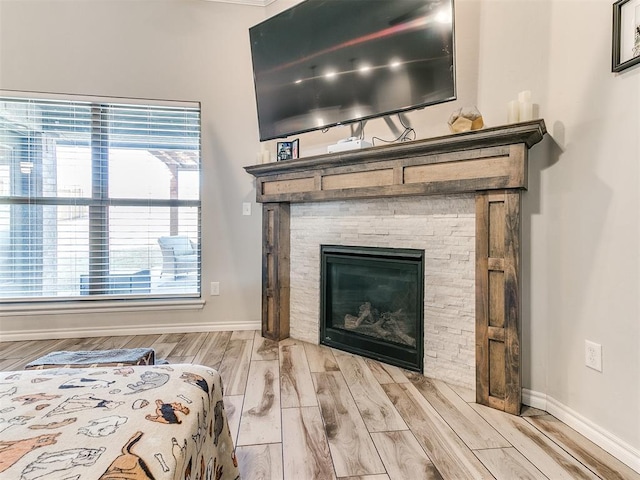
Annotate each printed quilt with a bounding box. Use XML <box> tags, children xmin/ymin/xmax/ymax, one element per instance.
<box><xmin>0</xmin><ymin>364</ymin><xmax>240</xmax><ymax>480</ymax></box>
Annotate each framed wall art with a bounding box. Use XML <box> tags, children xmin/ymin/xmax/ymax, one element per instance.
<box><xmin>612</xmin><ymin>0</ymin><xmax>640</xmax><ymax>72</ymax></box>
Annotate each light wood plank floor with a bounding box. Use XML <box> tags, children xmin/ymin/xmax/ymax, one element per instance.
<box><xmin>1</xmin><ymin>331</ymin><xmax>638</xmax><ymax>480</ymax></box>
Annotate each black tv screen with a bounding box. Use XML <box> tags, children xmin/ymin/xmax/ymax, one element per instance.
<box><xmin>249</xmin><ymin>0</ymin><xmax>456</xmax><ymax>141</ymax></box>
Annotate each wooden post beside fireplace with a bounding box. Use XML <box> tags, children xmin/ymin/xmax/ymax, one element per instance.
<box><xmin>245</xmin><ymin>120</ymin><xmax>546</xmax><ymax>415</ymax></box>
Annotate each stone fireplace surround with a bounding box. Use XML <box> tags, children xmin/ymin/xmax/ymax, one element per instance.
<box><xmin>246</xmin><ymin>120</ymin><xmax>546</xmax><ymax>414</ymax></box>
<box><xmin>289</xmin><ymin>196</ymin><xmax>476</xmax><ymax>389</ymax></box>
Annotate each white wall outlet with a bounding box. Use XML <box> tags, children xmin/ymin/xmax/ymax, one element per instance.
<box><xmin>585</xmin><ymin>340</ymin><xmax>602</xmax><ymax>372</ymax></box>
<box><xmin>210</xmin><ymin>282</ymin><xmax>220</xmax><ymax>296</ymax></box>
<box><xmin>242</xmin><ymin>202</ymin><xmax>251</xmax><ymax>216</ymax></box>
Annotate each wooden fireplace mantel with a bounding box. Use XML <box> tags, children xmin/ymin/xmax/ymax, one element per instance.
<box><xmin>245</xmin><ymin>119</ymin><xmax>547</xmax><ymax>415</ymax></box>
<box><xmin>245</xmin><ymin>120</ymin><xmax>546</xmax><ymax>203</ymax></box>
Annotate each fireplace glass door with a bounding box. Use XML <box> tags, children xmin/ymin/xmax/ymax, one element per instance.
<box><xmin>320</xmin><ymin>245</ymin><xmax>424</xmax><ymax>372</ymax></box>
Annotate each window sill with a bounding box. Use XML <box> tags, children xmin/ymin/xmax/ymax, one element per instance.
<box><xmin>0</xmin><ymin>298</ymin><xmax>206</xmax><ymax>317</ymax></box>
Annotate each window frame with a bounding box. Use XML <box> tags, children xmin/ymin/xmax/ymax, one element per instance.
<box><xmin>0</xmin><ymin>91</ymin><xmax>203</xmax><ymax>307</ymax></box>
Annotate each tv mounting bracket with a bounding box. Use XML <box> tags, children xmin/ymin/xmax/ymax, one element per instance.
<box><xmin>347</xmin><ymin>113</ymin><xmax>412</xmax><ymax>140</ymax></box>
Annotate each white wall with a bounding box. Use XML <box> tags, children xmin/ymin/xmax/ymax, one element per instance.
<box><xmin>1</xmin><ymin>0</ymin><xmax>638</xmax><ymax>461</ymax></box>
<box><xmin>0</xmin><ymin>0</ymin><xmax>266</xmax><ymax>335</ymax></box>
<box><xmin>475</xmin><ymin>0</ymin><xmax>639</xmax><ymax>455</ymax></box>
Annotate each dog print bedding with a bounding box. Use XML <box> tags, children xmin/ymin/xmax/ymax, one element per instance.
<box><xmin>0</xmin><ymin>364</ymin><xmax>240</xmax><ymax>479</ymax></box>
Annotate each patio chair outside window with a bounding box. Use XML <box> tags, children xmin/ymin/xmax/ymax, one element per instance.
<box><xmin>158</xmin><ymin>236</ymin><xmax>198</xmax><ymax>279</ymax></box>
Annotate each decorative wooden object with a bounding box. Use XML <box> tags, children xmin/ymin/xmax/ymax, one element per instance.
<box><xmin>262</xmin><ymin>203</ymin><xmax>290</xmax><ymax>341</ymax></box>
<box><xmin>246</xmin><ymin>120</ymin><xmax>546</xmax><ymax>414</ymax></box>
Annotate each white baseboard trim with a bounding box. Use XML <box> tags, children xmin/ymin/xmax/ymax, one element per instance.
<box><xmin>522</xmin><ymin>388</ymin><xmax>640</xmax><ymax>474</ymax></box>
<box><xmin>0</xmin><ymin>321</ymin><xmax>261</xmax><ymax>342</ymax></box>
<box><xmin>522</xmin><ymin>388</ymin><xmax>548</xmax><ymax>411</ymax></box>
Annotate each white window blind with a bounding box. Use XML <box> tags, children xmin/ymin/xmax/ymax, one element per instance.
<box><xmin>0</xmin><ymin>94</ymin><xmax>201</xmax><ymax>301</ymax></box>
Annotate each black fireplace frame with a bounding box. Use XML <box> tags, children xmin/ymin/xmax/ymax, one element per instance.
<box><xmin>320</xmin><ymin>245</ymin><xmax>424</xmax><ymax>372</ymax></box>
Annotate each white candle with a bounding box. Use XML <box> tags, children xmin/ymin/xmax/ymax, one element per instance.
<box><xmin>519</xmin><ymin>101</ymin><xmax>533</xmax><ymax>121</ymax></box>
<box><xmin>518</xmin><ymin>90</ymin><xmax>531</xmax><ymax>103</ymax></box>
<box><xmin>507</xmin><ymin>100</ymin><xmax>520</xmax><ymax>123</ymax></box>
<box><xmin>262</xmin><ymin>150</ymin><xmax>271</xmax><ymax>163</ymax></box>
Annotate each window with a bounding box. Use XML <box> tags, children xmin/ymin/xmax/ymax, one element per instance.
<box><xmin>0</xmin><ymin>93</ymin><xmax>201</xmax><ymax>301</ymax></box>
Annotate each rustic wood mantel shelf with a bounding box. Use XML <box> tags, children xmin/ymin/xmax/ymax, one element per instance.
<box><xmin>245</xmin><ymin>119</ymin><xmax>547</xmax><ymax>415</ymax></box>
<box><xmin>245</xmin><ymin>120</ymin><xmax>546</xmax><ymax>203</ymax></box>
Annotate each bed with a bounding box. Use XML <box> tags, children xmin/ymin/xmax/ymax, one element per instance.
<box><xmin>0</xmin><ymin>364</ymin><xmax>240</xmax><ymax>480</ymax></box>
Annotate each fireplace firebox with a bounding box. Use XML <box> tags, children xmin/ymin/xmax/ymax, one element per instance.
<box><xmin>320</xmin><ymin>245</ymin><xmax>424</xmax><ymax>372</ymax></box>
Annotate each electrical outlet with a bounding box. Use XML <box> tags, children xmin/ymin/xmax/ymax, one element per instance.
<box><xmin>585</xmin><ymin>340</ymin><xmax>602</xmax><ymax>372</ymax></box>
<box><xmin>210</xmin><ymin>282</ymin><xmax>220</xmax><ymax>296</ymax></box>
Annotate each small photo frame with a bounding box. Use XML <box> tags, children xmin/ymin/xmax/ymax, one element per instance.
<box><xmin>276</xmin><ymin>139</ymin><xmax>299</xmax><ymax>161</ymax></box>
<box><xmin>612</xmin><ymin>0</ymin><xmax>640</xmax><ymax>72</ymax></box>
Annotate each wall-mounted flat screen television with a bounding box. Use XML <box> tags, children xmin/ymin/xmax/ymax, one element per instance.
<box><xmin>249</xmin><ymin>0</ymin><xmax>456</xmax><ymax>141</ymax></box>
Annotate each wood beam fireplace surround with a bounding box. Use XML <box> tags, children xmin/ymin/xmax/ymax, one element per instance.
<box><xmin>245</xmin><ymin>120</ymin><xmax>547</xmax><ymax>415</ymax></box>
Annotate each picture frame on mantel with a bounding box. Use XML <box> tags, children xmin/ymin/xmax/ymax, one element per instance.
<box><xmin>276</xmin><ymin>139</ymin><xmax>299</xmax><ymax>161</ymax></box>
<box><xmin>612</xmin><ymin>0</ymin><xmax>640</xmax><ymax>72</ymax></box>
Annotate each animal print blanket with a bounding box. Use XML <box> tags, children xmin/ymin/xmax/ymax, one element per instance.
<box><xmin>0</xmin><ymin>364</ymin><xmax>240</xmax><ymax>480</ymax></box>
